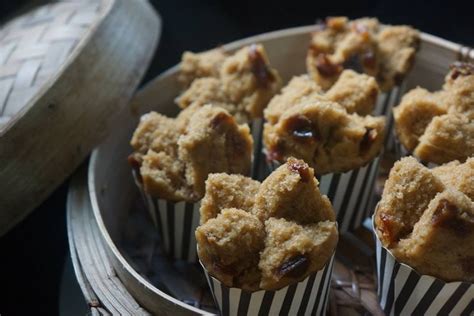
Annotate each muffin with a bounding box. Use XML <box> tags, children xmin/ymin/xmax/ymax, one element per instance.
<box><xmin>263</xmin><ymin>73</ymin><xmax>385</xmax><ymax>174</ymax></box>
<box><xmin>375</xmin><ymin>156</ymin><xmax>474</xmax><ymax>282</ymax></box>
<box><xmin>306</xmin><ymin>16</ymin><xmax>420</xmax><ymax>91</ymax></box>
<box><xmin>262</xmin><ymin>72</ymin><xmax>385</xmax><ymax>231</ymax></box>
<box><xmin>129</xmin><ymin>104</ymin><xmax>253</xmax><ymax>261</ymax></box>
<box><xmin>197</xmin><ymin>159</ymin><xmax>337</xmax><ymax>303</ymax></box>
<box><xmin>177</xmin><ymin>44</ymin><xmax>282</xmax><ymax>124</ymax></box>
<box><xmin>178</xmin><ymin>47</ymin><xmax>228</xmax><ymax>87</ymax></box>
<box><xmin>264</xmin><ymin>70</ymin><xmax>379</xmax><ymax>126</ymax></box>
<box><xmin>393</xmin><ymin>62</ymin><xmax>474</xmax><ymax>164</ymax></box>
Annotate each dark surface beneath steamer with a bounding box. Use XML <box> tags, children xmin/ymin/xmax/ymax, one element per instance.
<box><xmin>0</xmin><ymin>0</ymin><xmax>473</xmax><ymax>315</ymax></box>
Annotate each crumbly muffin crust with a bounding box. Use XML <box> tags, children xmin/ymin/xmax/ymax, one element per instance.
<box><xmin>178</xmin><ymin>48</ymin><xmax>228</xmax><ymax>87</ymax></box>
<box><xmin>130</xmin><ymin>105</ymin><xmax>253</xmax><ymax>202</ymax></box>
<box><xmin>177</xmin><ymin>44</ymin><xmax>282</xmax><ymax>123</ymax></box>
<box><xmin>306</xmin><ymin>17</ymin><xmax>419</xmax><ymax>91</ymax></box>
<box><xmin>264</xmin><ymin>99</ymin><xmax>385</xmax><ymax>174</ymax></box>
<box><xmin>264</xmin><ymin>70</ymin><xmax>379</xmax><ymax>126</ymax></box>
<box><xmin>196</xmin><ymin>158</ymin><xmax>338</xmax><ymax>291</ymax></box>
<box><xmin>375</xmin><ymin>157</ymin><xmax>474</xmax><ymax>282</ymax></box>
<box><xmin>394</xmin><ymin>62</ymin><xmax>474</xmax><ymax>164</ymax></box>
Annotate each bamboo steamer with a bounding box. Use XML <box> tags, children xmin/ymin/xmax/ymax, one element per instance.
<box><xmin>0</xmin><ymin>0</ymin><xmax>161</xmax><ymax>235</ymax></box>
<box><xmin>67</xmin><ymin>25</ymin><xmax>474</xmax><ymax>315</ymax></box>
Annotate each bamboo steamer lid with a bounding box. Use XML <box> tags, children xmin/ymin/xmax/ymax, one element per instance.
<box><xmin>0</xmin><ymin>0</ymin><xmax>161</xmax><ymax>236</ymax></box>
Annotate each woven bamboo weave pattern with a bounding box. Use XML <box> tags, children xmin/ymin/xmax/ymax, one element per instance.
<box><xmin>0</xmin><ymin>0</ymin><xmax>102</xmax><ymax>127</ymax></box>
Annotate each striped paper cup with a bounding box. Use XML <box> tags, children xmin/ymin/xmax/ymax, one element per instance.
<box><xmin>250</xmin><ymin>118</ymin><xmax>266</xmax><ymax>180</ymax></box>
<box><xmin>266</xmin><ymin>156</ymin><xmax>380</xmax><ymax>233</ymax></box>
<box><xmin>378</xmin><ymin>82</ymin><xmax>407</xmax><ymax>153</ymax></box>
<box><xmin>201</xmin><ymin>254</ymin><xmax>335</xmax><ymax>316</ymax></box>
<box><xmin>374</xmin><ymin>222</ymin><xmax>474</xmax><ymax>315</ymax></box>
<box><xmin>133</xmin><ymin>171</ymin><xmax>200</xmax><ymax>262</ymax></box>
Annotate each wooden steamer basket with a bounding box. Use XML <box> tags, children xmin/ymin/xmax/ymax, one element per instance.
<box><xmin>68</xmin><ymin>26</ymin><xmax>474</xmax><ymax>314</ymax></box>
<box><xmin>0</xmin><ymin>0</ymin><xmax>160</xmax><ymax>235</ymax></box>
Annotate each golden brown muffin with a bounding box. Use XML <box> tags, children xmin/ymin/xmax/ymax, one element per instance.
<box><xmin>394</xmin><ymin>190</ymin><xmax>474</xmax><ymax>282</ymax></box>
<box><xmin>393</xmin><ymin>88</ymin><xmax>447</xmax><ymax>151</ymax></box>
<box><xmin>176</xmin><ymin>44</ymin><xmax>282</xmax><ymax>123</ymax></box>
<box><xmin>130</xmin><ymin>105</ymin><xmax>253</xmax><ymax>202</ymax></box>
<box><xmin>253</xmin><ymin>158</ymin><xmax>335</xmax><ymax>223</ymax></box>
<box><xmin>178</xmin><ymin>48</ymin><xmax>228</xmax><ymax>87</ymax></box>
<box><xmin>263</xmin><ymin>100</ymin><xmax>385</xmax><ymax>174</ymax></box>
<box><xmin>178</xmin><ymin>106</ymin><xmax>254</xmax><ymax>198</ymax></box>
<box><xmin>264</xmin><ymin>70</ymin><xmax>379</xmax><ymax>126</ymax></box>
<box><xmin>432</xmin><ymin>158</ymin><xmax>474</xmax><ymax>200</ymax></box>
<box><xmin>324</xmin><ymin>69</ymin><xmax>379</xmax><ymax>115</ymax></box>
<box><xmin>376</xmin><ymin>26</ymin><xmax>420</xmax><ymax>90</ymax></box>
<box><xmin>200</xmin><ymin>173</ymin><xmax>260</xmax><ymax>224</ymax></box>
<box><xmin>306</xmin><ymin>17</ymin><xmax>419</xmax><ymax>91</ymax></box>
<box><xmin>196</xmin><ymin>208</ymin><xmax>265</xmax><ymax>291</ymax></box>
<box><xmin>196</xmin><ymin>158</ymin><xmax>338</xmax><ymax>291</ymax></box>
<box><xmin>444</xmin><ymin>62</ymin><xmax>474</xmax><ymax>119</ymax></box>
<box><xmin>259</xmin><ymin>218</ymin><xmax>338</xmax><ymax>290</ymax></box>
<box><xmin>375</xmin><ymin>157</ymin><xmax>445</xmax><ymax>247</ymax></box>
<box><xmin>375</xmin><ymin>157</ymin><xmax>474</xmax><ymax>282</ymax></box>
<box><xmin>414</xmin><ymin>114</ymin><xmax>474</xmax><ymax>164</ymax></box>
<box><xmin>393</xmin><ymin>62</ymin><xmax>474</xmax><ymax>164</ymax></box>
<box><xmin>264</xmin><ymin>75</ymin><xmax>325</xmax><ymax>125</ymax></box>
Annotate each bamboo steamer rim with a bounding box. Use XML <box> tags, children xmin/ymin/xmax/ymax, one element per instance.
<box><xmin>81</xmin><ymin>24</ymin><xmax>473</xmax><ymax>315</ymax></box>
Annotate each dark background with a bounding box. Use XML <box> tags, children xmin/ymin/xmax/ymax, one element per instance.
<box><xmin>0</xmin><ymin>0</ymin><xmax>472</xmax><ymax>315</ymax></box>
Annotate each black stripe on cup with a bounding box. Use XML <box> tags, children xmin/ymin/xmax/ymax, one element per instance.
<box><xmin>375</xmin><ymin>81</ymin><xmax>408</xmax><ymax>153</ymax></box>
<box><xmin>132</xmin><ymin>171</ymin><xmax>200</xmax><ymax>262</ymax></box>
<box><xmin>264</xmin><ymin>156</ymin><xmax>380</xmax><ymax>233</ymax></box>
<box><xmin>201</xmin><ymin>254</ymin><xmax>335</xmax><ymax>316</ymax></box>
<box><xmin>375</xmin><ymin>233</ymin><xmax>474</xmax><ymax>315</ymax></box>
<box><xmin>250</xmin><ymin>118</ymin><xmax>265</xmax><ymax>180</ymax></box>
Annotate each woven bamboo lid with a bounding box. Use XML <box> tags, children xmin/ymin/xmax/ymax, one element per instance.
<box><xmin>0</xmin><ymin>0</ymin><xmax>161</xmax><ymax>235</ymax></box>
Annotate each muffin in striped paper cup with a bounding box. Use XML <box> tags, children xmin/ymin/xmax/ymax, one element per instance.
<box><xmin>392</xmin><ymin>61</ymin><xmax>474</xmax><ymax>167</ymax></box>
<box><xmin>128</xmin><ymin>104</ymin><xmax>253</xmax><ymax>262</ymax></box>
<box><xmin>175</xmin><ymin>43</ymin><xmax>282</xmax><ymax>177</ymax></box>
<box><xmin>373</xmin><ymin>156</ymin><xmax>474</xmax><ymax>315</ymax></box>
<box><xmin>196</xmin><ymin>158</ymin><xmax>338</xmax><ymax>316</ymax></box>
<box><xmin>262</xmin><ymin>71</ymin><xmax>386</xmax><ymax>232</ymax></box>
<box><xmin>306</xmin><ymin>17</ymin><xmax>420</xmax><ymax>112</ymax></box>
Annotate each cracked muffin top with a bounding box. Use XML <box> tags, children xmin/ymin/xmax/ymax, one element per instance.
<box><xmin>394</xmin><ymin>62</ymin><xmax>474</xmax><ymax>164</ymax></box>
<box><xmin>375</xmin><ymin>156</ymin><xmax>474</xmax><ymax>282</ymax></box>
<box><xmin>196</xmin><ymin>158</ymin><xmax>338</xmax><ymax>291</ymax></box>
<box><xmin>264</xmin><ymin>70</ymin><xmax>379</xmax><ymax>125</ymax></box>
<box><xmin>176</xmin><ymin>44</ymin><xmax>282</xmax><ymax>124</ymax></box>
<box><xmin>178</xmin><ymin>48</ymin><xmax>228</xmax><ymax>87</ymax></box>
<box><xmin>263</xmin><ymin>75</ymin><xmax>385</xmax><ymax>174</ymax></box>
<box><xmin>129</xmin><ymin>104</ymin><xmax>253</xmax><ymax>202</ymax></box>
<box><xmin>306</xmin><ymin>16</ymin><xmax>420</xmax><ymax>91</ymax></box>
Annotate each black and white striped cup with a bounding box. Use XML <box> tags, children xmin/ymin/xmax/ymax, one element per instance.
<box><xmin>201</xmin><ymin>254</ymin><xmax>335</xmax><ymax>316</ymax></box>
<box><xmin>374</xmin><ymin>228</ymin><xmax>474</xmax><ymax>315</ymax></box>
<box><xmin>249</xmin><ymin>118</ymin><xmax>266</xmax><ymax>180</ymax></box>
<box><xmin>133</xmin><ymin>171</ymin><xmax>200</xmax><ymax>262</ymax></box>
<box><xmin>378</xmin><ymin>82</ymin><xmax>407</xmax><ymax>153</ymax></box>
<box><xmin>266</xmin><ymin>156</ymin><xmax>380</xmax><ymax>233</ymax></box>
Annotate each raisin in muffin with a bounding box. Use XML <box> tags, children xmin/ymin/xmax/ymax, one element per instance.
<box><xmin>129</xmin><ymin>104</ymin><xmax>253</xmax><ymax>202</ymax></box>
<box><xmin>374</xmin><ymin>156</ymin><xmax>474</xmax><ymax>282</ymax></box>
<box><xmin>394</xmin><ymin>62</ymin><xmax>474</xmax><ymax>164</ymax></box>
<box><xmin>196</xmin><ymin>158</ymin><xmax>338</xmax><ymax>291</ymax></box>
<box><xmin>264</xmin><ymin>70</ymin><xmax>379</xmax><ymax>126</ymax></box>
<box><xmin>307</xmin><ymin>17</ymin><xmax>420</xmax><ymax>91</ymax></box>
<box><xmin>263</xmin><ymin>80</ymin><xmax>385</xmax><ymax>174</ymax></box>
<box><xmin>176</xmin><ymin>44</ymin><xmax>282</xmax><ymax>124</ymax></box>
